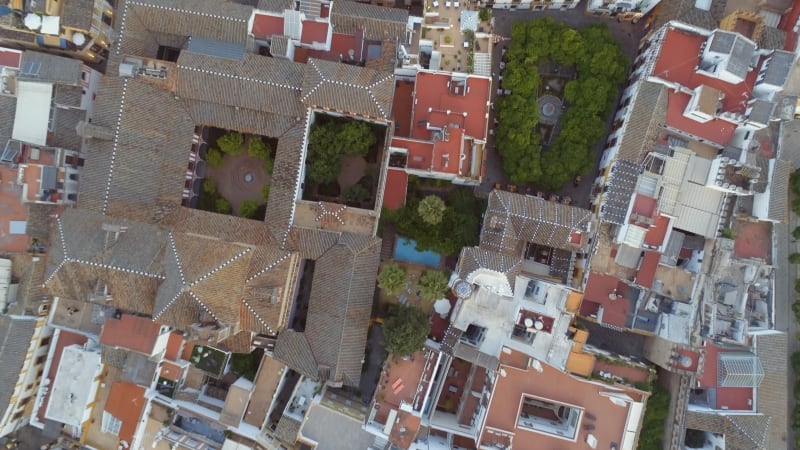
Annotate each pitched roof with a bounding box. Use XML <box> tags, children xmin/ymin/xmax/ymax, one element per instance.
<box><xmin>275</xmin><ymin>232</ymin><xmax>381</xmax><ymax>386</ymax></box>
<box><xmin>0</xmin><ymin>316</ymin><xmax>36</xmax><ymax>414</ymax></box>
<box><xmin>768</xmin><ymin>159</ymin><xmax>790</xmax><ymax>223</ymax></box>
<box><xmin>601</xmin><ymin>158</ymin><xmax>642</xmax><ymax>225</ymax></box>
<box><xmin>177</xmin><ymin>51</ymin><xmax>305</xmax><ymax>118</ymax></box>
<box><xmin>51</xmin><ymin>107</ymin><xmax>85</xmax><ymax>151</ymax></box>
<box><xmin>77</xmin><ymin>78</ymin><xmax>196</xmax><ymax>223</ymax></box>
<box><xmin>618</xmin><ymin>81</ymin><xmax>667</xmax><ymax>162</ymax></box>
<box><xmin>257</xmin><ymin>0</ymin><xmax>294</xmax><ymax>13</ymax></box>
<box><xmin>18</xmin><ymin>52</ymin><xmax>82</xmax><ymax>85</ymax></box>
<box><xmin>331</xmin><ymin>0</ymin><xmax>408</xmax><ymax>41</ymax></box>
<box><xmin>456</xmin><ymin>246</ymin><xmax>522</xmax><ymax>295</ymax></box>
<box><xmin>100</xmin><ymin>314</ymin><xmax>163</xmax><ymax>354</ymax></box>
<box><xmin>480</xmin><ymin>190</ymin><xmax>593</xmax><ymax>255</ymax></box>
<box><xmin>126</xmin><ymin>0</ymin><xmax>252</xmax><ymax>45</ymax></box>
<box><xmin>265</xmin><ymin>122</ymin><xmax>306</xmax><ymax>244</ymax></box>
<box><xmin>54</xmin><ymin>85</ymin><xmax>84</xmax><ymax>108</ymax></box>
<box><xmin>755</xmin><ymin>332</ymin><xmax>788</xmax><ymax>450</ymax></box>
<box><xmin>104</xmin><ymin>382</ymin><xmax>147</xmax><ymax>447</ymax></box>
<box><xmin>301</xmin><ymin>58</ymin><xmax>395</xmax><ymax>119</ymax></box>
<box><xmin>685</xmin><ymin>411</ymin><xmax>770</xmax><ymax>450</ymax></box>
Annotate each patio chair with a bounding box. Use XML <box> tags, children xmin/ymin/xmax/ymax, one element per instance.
<box><xmin>432</xmin><ymin>0</ymin><xmax>439</xmax><ymax>6</ymax></box>
<box><xmin>454</xmin><ymin>0</ymin><xmax>460</xmax><ymax>7</ymax></box>
<box><xmin>445</xmin><ymin>1</ymin><xmax>451</xmax><ymax>7</ymax></box>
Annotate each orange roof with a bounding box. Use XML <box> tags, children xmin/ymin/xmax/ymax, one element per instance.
<box><xmin>105</xmin><ymin>382</ymin><xmax>147</xmax><ymax>446</ymax></box>
<box><xmin>251</xmin><ymin>13</ymin><xmax>284</xmax><ymax>39</ymax></box>
<box><xmin>665</xmin><ymin>91</ymin><xmax>737</xmax><ymax>145</ymax></box>
<box><xmin>412</xmin><ymin>72</ymin><xmax>490</xmax><ymax>141</ymax></box>
<box><xmin>636</xmin><ymin>251</ymin><xmax>660</xmax><ymax>289</ymax></box>
<box><xmin>100</xmin><ymin>314</ymin><xmax>162</xmax><ymax>355</ymax></box>
<box><xmin>383</xmin><ymin>169</ymin><xmax>408</xmax><ymax>210</ymax></box>
<box><xmin>392</xmin><ymin>81</ymin><xmax>414</xmax><ymax>138</ymax></box>
<box><xmin>395</xmin><ymin>137</ymin><xmax>434</xmax><ymax>171</ymax></box>
<box><xmin>164</xmin><ymin>332</ymin><xmax>184</xmax><ymax>361</ymax></box>
<box><xmin>644</xmin><ymin>215</ymin><xmax>670</xmax><ymax>247</ymax></box>
<box><xmin>580</xmin><ymin>272</ymin><xmax>631</xmax><ymax>328</ymax></box>
<box><xmin>631</xmin><ymin>194</ymin><xmax>656</xmax><ymax>220</ymax></box>
<box><xmin>0</xmin><ymin>48</ymin><xmax>20</xmax><ymax>69</ymax></box>
<box><xmin>159</xmin><ymin>361</ymin><xmax>184</xmax><ymax>382</ymax></box>
<box><xmin>483</xmin><ymin>350</ymin><xmax>643</xmax><ymax>450</ymax></box>
<box><xmin>301</xmin><ymin>20</ymin><xmax>329</xmax><ymax>45</ymax></box>
<box><xmin>0</xmin><ymin>164</ymin><xmax>28</xmax><ymax>253</ymax></box>
<box><xmin>698</xmin><ymin>342</ymin><xmax>754</xmax><ymax>411</ymax></box>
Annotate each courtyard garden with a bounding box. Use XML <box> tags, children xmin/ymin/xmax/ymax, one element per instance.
<box><xmin>190</xmin><ymin>344</ymin><xmax>230</xmax><ymax>378</ymax></box>
<box><xmin>495</xmin><ymin>18</ymin><xmax>628</xmax><ymax>190</ymax></box>
<box><xmin>301</xmin><ymin>113</ymin><xmax>387</xmax><ymax>209</ymax></box>
<box><xmin>197</xmin><ymin>129</ymin><xmax>275</xmax><ymax>219</ymax></box>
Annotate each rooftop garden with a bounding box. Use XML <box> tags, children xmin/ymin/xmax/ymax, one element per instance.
<box><xmin>495</xmin><ymin>18</ymin><xmax>628</xmax><ymax>190</ymax></box>
<box><xmin>197</xmin><ymin>128</ymin><xmax>275</xmax><ymax>219</ymax></box>
<box><xmin>189</xmin><ymin>345</ymin><xmax>230</xmax><ymax>378</ymax></box>
<box><xmin>301</xmin><ymin>113</ymin><xmax>387</xmax><ymax>210</ymax></box>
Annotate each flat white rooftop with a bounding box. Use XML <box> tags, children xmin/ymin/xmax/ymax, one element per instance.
<box><xmin>45</xmin><ymin>344</ymin><xmax>103</xmax><ymax>427</ymax></box>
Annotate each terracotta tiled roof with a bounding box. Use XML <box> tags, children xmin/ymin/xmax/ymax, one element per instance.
<box><xmin>275</xmin><ymin>232</ymin><xmax>380</xmax><ymax>386</ymax></box>
<box><xmin>285</xmin><ymin>227</ymin><xmax>341</xmax><ymax>259</ymax></box>
<box><xmin>54</xmin><ymin>85</ymin><xmax>84</xmax><ymax>108</ymax></box>
<box><xmin>685</xmin><ymin>411</ymin><xmax>769</xmax><ymax>450</ymax></box>
<box><xmin>768</xmin><ymin>159</ymin><xmax>790</xmax><ymax>223</ymax></box>
<box><xmin>182</xmin><ymin>99</ymin><xmax>298</xmax><ymax>137</ymax></box>
<box><xmin>218</xmin><ymin>330</ymin><xmax>255</xmax><ymax>353</ymax></box>
<box><xmin>127</xmin><ymin>0</ymin><xmax>252</xmax><ymax>45</ymax></box>
<box><xmin>0</xmin><ymin>317</ymin><xmax>35</xmax><ymax>414</ymax></box>
<box><xmin>274</xmin><ymin>415</ymin><xmax>303</xmax><ymax>444</ymax></box>
<box><xmin>480</xmin><ymin>190</ymin><xmax>593</xmax><ymax>255</ymax></box>
<box><xmin>100</xmin><ymin>314</ymin><xmax>163</xmax><ymax>355</ymax></box>
<box><xmin>755</xmin><ymin>332</ymin><xmax>788</xmax><ymax>449</ymax></box>
<box><xmin>265</xmin><ymin>122</ymin><xmax>306</xmax><ymax>244</ymax></box>
<box><xmin>51</xmin><ymin>108</ymin><xmax>85</xmax><ymax>151</ymax></box>
<box><xmin>331</xmin><ymin>0</ymin><xmax>408</xmax><ymax>41</ymax></box>
<box><xmin>177</xmin><ymin>52</ymin><xmax>305</xmax><ymax>118</ymax></box>
<box><xmin>301</xmin><ymin>58</ymin><xmax>395</xmax><ymax>120</ymax></box>
<box><xmin>104</xmin><ymin>382</ymin><xmax>147</xmax><ymax>447</ymax></box>
<box><xmin>618</xmin><ymin>81</ymin><xmax>667</xmax><ymax>162</ymax></box>
<box><xmin>456</xmin><ymin>246</ymin><xmax>522</xmax><ymax>295</ymax></box>
<box><xmin>257</xmin><ymin>0</ymin><xmax>294</xmax><ymax>13</ymax></box>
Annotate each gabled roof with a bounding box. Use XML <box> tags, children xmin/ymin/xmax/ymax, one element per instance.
<box><xmin>767</xmin><ymin>159</ymin><xmax>790</xmax><ymax>222</ymax></box>
<box><xmin>104</xmin><ymin>382</ymin><xmax>147</xmax><ymax>448</ymax></box>
<box><xmin>100</xmin><ymin>314</ymin><xmax>163</xmax><ymax>355</ymax></box>
<box><xmin>0</xmin><ymin>316</ymin><xmax>36</xmax><ymax>414</ymax></box>
<box><xmin>126</xmin><ymin>0</ymin><xmax>252</xmax><ymax>45</ymax></box>
<box><xmin>330</xmin><ymin>0</ymin><xmax>408</xmax><ymax>41</ymax></box>
<box><xmin>480</xmin><ymin>190</ymin><xmax>593</xmax><ymax>255</ymax></box>
<box><xmin>18</xmin><ymin>51</ymin><xmax>82</xmax><ymax>85</ymax></box>
<box><xmin>601</xmin><ymin>158</ymin><xmax>642</xmax><ymax>225</ymax></box>
<box><xmin>51</xmin><ymin>107</ymin><xmax>85</xmax><ymax>151</ymax></box>
<box><xmin>301</xmin><ymin>58</ymin><xmax>394</xmax><ymax>120</ymax></box>
<box><xmin>45</xmin><ymin>209</ymin><xmax>167</xmax><ymax>314</ymax></box>
<box><xmin>685</xmin><ymin>411</ymin><xmax>770</xmax><ymax>450</ymax></box>
<box><xmin>257</xmin><ymin>0</ymin><xmax>295</xmax><ymax>13</ymax></box>
<box><xmin>456</xmin><ymin>246</ymin><xmax>522</xmax><ymax>295</ymax></box>
<box><xmin>755</xmin><ymin>332</ymin><xmax>787</xmax><ymax>449</ymax></box>
<box><xmin>177</xmin><ymin>51</ymin><xmax>305</xmax><ymax>118</ymax></box>
<box><xmin>618</xmin><ymin>81</ymin><xmax>667</xmax><ymax>162</ymax></box>
<box><xmin>275</xmin><ymin>232</ymin><xmax>381</xmax><ymax>386</ymax></box>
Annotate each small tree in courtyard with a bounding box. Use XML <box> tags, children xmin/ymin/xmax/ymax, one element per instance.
<box><xmin>383</xmin><ymin>305</ymin><xmax>430</xmax><ymax>357</ymax></box>
<box><xmin>419</xmin><ymin>270</ymin><xmax>449</xmax><ymax>302</ymax></box>
<box><xmin>239</xmin><ymin>200</ymin><xmax>259</xmax><ymax>219</ymax></box>
<box><xmin>206</xmin><ymin>148</ymin><xmax>224</xmax><ymax>168</ymax></box>
<box><xmin>217</xmin><ymin>132</ymin><xmax>244</xmax><ymax>155</ymax></box>
<box><xmin>378</xmin><ymin>263</ymin><xmax>407</xmax><ymax>296</ymax></box>
<box><xmin>215</xmin><ymin>198</ymin><xmax>232</xmax><ymax>215</ymax></box>
<box><xmin>417</xmin><ymin>195</ymin><xmax>447</xmax><ymax>225</ymax></box>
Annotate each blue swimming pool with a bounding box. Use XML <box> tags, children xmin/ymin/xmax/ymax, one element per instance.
<box><xmin>394</xmin><ymin>237</ymin><xmax>442</xmax><ymax>267</ymax></box>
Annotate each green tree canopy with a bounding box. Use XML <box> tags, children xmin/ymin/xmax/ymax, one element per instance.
<box><xmin>239</xmin><ymin>200</ymin><xmax>259</xmax><ymax>219</ymax></box>
<box><xmin>306</xmin><ymin>119</ymin><xmax>377</xmax><ymax>184</ymax></box>
<box><xmin>248</xmin><ymin>136</ymin><xmax>273</xmax><ymax>162</ymax></box>
<box><xmin>383</xmin><ymin>305</ymin><xmax>430</xmax><ymax>356</ymax></box>
<box><xmin>378</xmin><ymin>263</ymin><xmax>407</xmax><ymax>296</ymax></box>
<box><xmin>217</xmin><ymin>132</ymin><xmax>244</xmax><ymax>155</ymax></box>
<box><xmin>215</xmin><ymin>198</ymin><xmax>232</xmax><ymax>215</ymax></box>
<box><xmin>203</xmin><ymin>178</ymin><xmax>217</xmax><ymax>194</ymax></box>
<box><xmin>206</xmin><ymin>148</ymin><xmax>224</xmax><ymax>168</ymax></box>
<box><xmin>419</xmin><ymin>270</ymin><xmax>449</xmax><ymax>302</ymax></box>
<box><xmin>417</xmin><ymin>195</ymin><xmax>447</xmax><ymax>225</ymax></box>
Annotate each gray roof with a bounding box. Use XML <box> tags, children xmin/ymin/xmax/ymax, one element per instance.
<box><xmin>126</xmin><ymin>0</ymin><xmax>252</xmax><ymax>45</ymax></box>
<box><xmin>301</xmin><ymin>58</ymin><xmax>395</xmax><ymax>120</ymax></box>
<box><xmin>747</xmin><ymin>99</ymin><xmax>775</xmax><ymax>126</ymax></box>
<box><xmin>61</xmin><ymin>0</ymin><xmax>94</xmax><ymax>30</ymax></box>
<box><xmin>618</xmin><ymin>81</ymin><xmax>667</xmax><ymax>161</ymax></box>
<box><xmin>177</xmin><ymin>51</ymin><xmax>305</xmax><ymax>118</ymax></box>
<box><xmin>54</xmin><ymin>85</ymin><xmax>84</xmax><ymax>109</ymax></box>
<box><xmin>758</xmin><ymin>26</ymin><xmax>786</xmax><ymax>51</ymax></box>
<box><xmin>761</xmin><ymin>50</ymin><xmax>794</xmax><ymax>87</ymax></box>
<box><xmin>727</xmin><ymin>34</ymin><xmax>756</xmax><ymax>80</ymax></box>
<box><xmin>755</xmin><ymin>332</ymin><xmax>788</xmax><ymax>449</ymax></box>
<box><xmin>456</xmin><ymin>247</ymin><xmax>521</xmax><ymax>295</ymax></box>
<box><xmin>0</xmin><ymin>316</ymin><xmax>37</xmax><ymax>414</ymax></box>
<box><xmin>660</xmin><ymin>230</ymin><xmax>686</xmax><ymax>266</ymax></box>
<box><xmin>275</xmin><ymin>232</ymin><xmax>381</xmax><ymax>386</ymax></box>
<box><xmin>768</xmin><ymin>159</ymin><xmax>790</xmax><ymax>223</ymax></box>
<box><xmin>265</xmin><ymin>123</ymin><xmax>306</xmax><ymax>244</ymax></box>
<box><xmin>685</xmin><ymin>411</ymin><xmax>770</xmax><ymax>450</ymax></box>
<box><xmin>186</xmin><ymin>36</ymin><xmax>247</xmax><ymax>61</ymax></box>
<box><xmin>257</xmin><ymin>0</ymin><xmax>294</xmax><ymax>13</ymax></box>
<box><xmin>652</xmin><ymin>1</ymin><xmax>722</xmax><ymax>30</ymax></box>
<box><xmin>18</xmin><ymin>52</ymin><xmax>82</xmax><ymax>85</ymax></box>
<box><xmin>480</xmin><ymin>190</ymin><xmax>593</xmax><ymax>255</ymax></box>
<box><xmin>331</xmin><ymin>0</ymin><xmax>408</xmax><ymax>41</ymax></box>
<box><xmin>51</xmin><ymin>107</ymin><xmax>85</xmax><ymax>151</ymax></box>
<box><xmin>0</xmin><ymin>94</ymin><xmax>17</xmax><ymax>142</ymax></box>
<box><xmin>709</xmin><ymin>30</ymin><xmax>735</xmax><ymax>54</ymax></box>
<box><xmin>270</xmin><ymin>35</ymin><xmax>290</xmax><ymax>58</ymax></box>
<box><xmin>601</xmin><ymin>158</ymin><xmax>642</xmax><ymax>225</ymax></box>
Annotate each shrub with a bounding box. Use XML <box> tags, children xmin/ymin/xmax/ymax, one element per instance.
<box><xmin>344</xmin><ymin>183</ymin><xmax>371</xmax><ymax>204</ymax></box>
<box><xmin>203</xmin><ymin>179</ymin><xmax>217</xmax><ymax>194</ymax></box>
<box><xmin>261</xmin><ymin>184</ymin><xmax>271</xmax><ymax>202</ymax></box>
<box><xmin>217</xmin><ymin>132</ymin><xmax>244</xmax><ymax>155</ymax></box>
<box><xmin>239</xmin><ymin>200</ymin><xmax>259</xmax><ymax>219</ymax></box>
<box><xmin>378</xmin><ymin>263</ymin><xmax>407</xmax><ymax>297</ymax></box>
<box><xmin>444</xmin><ymin>35</ymin><xmax>452</xmax><ymax>44</ymax></box>
<box><xmin>248</xmin><ymin>137</ymin><xmax>271</xmax><ymax>159</ymax></box>
<box><xmin>206</xmin><ymin>148</ymin><xmax>224</xmax><ymax>168</ymax></box>
<box><xmin>419</xmin><ymin>270</ymin><xmax>449</xmax><ymax>302</ymax></box>
<box><xmin>383</xmin><ymin>305</ymin><xmax>430</xmax><ymax>356</ymax></box>
<box><xmin>478</xmin><ymin>7</ymin><xmax>491</xmax><ymax>22</ymax></box>
<box><xmin>417</xmin><ymin>195</ymin><xmax>447</xmax><ymax>225</ymax></box>
<box><xmin>215</xmin><ymin>198</ymin><xmax>232</xmax><ymax>214</ymax></box>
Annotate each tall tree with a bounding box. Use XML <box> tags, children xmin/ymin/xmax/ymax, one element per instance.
<box><xmin>383</xmin><ymin>305</ymin><xmax>430</xmax><ymax>356</ymax></box>
<box><xmin>417</xmin><ymin>195</ymin><xmax>447</xmax><ymax>225</ymax></box>
<box><xmin>378</xmin><ymin>263</ymin><xmax>407</xmax><ymax>296</ymax></box>
<box><xmin>419</xmin><ymin>270</ymin><xmax>449</xmax><ymax>302</ymax></box>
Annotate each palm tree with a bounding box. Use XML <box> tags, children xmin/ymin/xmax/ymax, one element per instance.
<box><xmin>417</xmin><ymin>195</ymin><xmax>447</xmax><ymax>225</ymax></box>
<box><xmin>378</xmin><ymin>263</ymin><xmax>407</xmax><ymax>296</ymax></box>
<box><xmin>419</xmin><ymin>270</ymin><xmax>449</xmax><ymax>302</ymax></box>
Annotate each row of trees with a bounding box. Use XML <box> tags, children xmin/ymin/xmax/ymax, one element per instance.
<box><xmin>206</xmin><ymin>132</ymin><xmax>274</xmax><ymax>174</ymax></box>
<box><xmin>306</xmin><ymin>118</ymin><xmax>377</xmax><ymax>184</ymax></box>
<box><xmin>378</xmin><ymin>263</ymin><xmax>450</xmax><ymax>302</ymax></box>
<box><xmin>381</xmin><ymin>187</ymin><xmax>484</xmax><ymax>256</ymax></box>
<box><xmin>495</xmin><ymin>18</ymin><xmax>628</xmax><ymax>189</ymax></box>
<box><xmin>637</xmin><ymin>382</ymin><xmax>669</xmax><ymax>450</ymax></box>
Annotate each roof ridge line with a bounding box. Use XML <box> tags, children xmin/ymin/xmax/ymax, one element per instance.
<box><xmin>188</xmin><ymin>291</ymin><xmax>219</xmax><ymax>322</ymax></box>
<box><xmin>301</xmin><ymin>59</ymin><xmax>325</xmax><ymax>102</ymax></box>
<box><xmin>69</xmin><ymin>258</ymin><xmax>166</xmax><ymax>279</ymax></box>
<box><xmin>128</xmin><ymin>1</ymin><xmax>248</xmax><ymax>22</ymax></box>
<box><xmin>154</xmin><ymin>290</ymin><xmax>184</xmax><ymax>320</ymax></box>
<box><xmin>177</xmin><ymin>63</ymin><xmax>302</xmax><ymax>92</ymax></box>
<box><xmin>189</xmin><ymin>246</ymin><xmax>252</xmax><ymax>287</ymax></box>
<box><xmin>168</xmin><ymin>232</ymin><xmax>187</xmax><ymax>286</ymax></box>
<box><xmin>100</xmin><ymin>79</ymin><xmax>129</xmax><ymax>214</ymax></box>
<box><xmin>246</xmin><ymin>251</ymin><xmax>291</xmax><ymax>282</ymax></box>
<box><xmin>241</xmin><ymin>298</ymin><xmax>275</xmax><ymax>334</ymax></box>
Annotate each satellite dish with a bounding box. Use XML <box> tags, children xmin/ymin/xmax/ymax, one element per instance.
<box><xmin>72</xmin><ymin>32</ymin><xmax>86</xmax><ymax>46</ymax></box>
<box><xmin>24</xmin><ymin>13</ymin><xmax>42</xmax><ymax>30</ymax></box>
<box><xmin>499</xmin><ymin>368</ymin><xmax>507</xmax><ymax>377</ymax></box>
<box><xmin>678</xmin><ymin>355</ymin><xmax>693</xmax><ymax>368</ymax></box>
<box><xmin>524</xmin><ymin>318</ymin><xmax>534</xmax><ymax>328</ymax></box>
<box><xmin>534</xmin><ymin>319</ymin><xmax>544</xmax><ymax>330</ymax></box>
